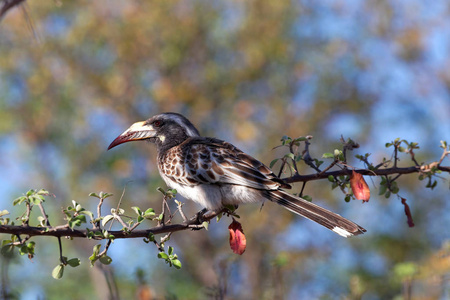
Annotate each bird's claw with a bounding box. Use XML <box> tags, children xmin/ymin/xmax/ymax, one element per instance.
<box><xmin>195</xmin><ymin>208</ymin><xmax>208</xmax><ymax>223</ymax></box>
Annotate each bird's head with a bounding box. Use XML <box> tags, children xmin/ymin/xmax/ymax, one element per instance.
<box><xmin>108</xmin><ymin>113</ymin><xmax>200</xmax><ymax>151</ymax></box>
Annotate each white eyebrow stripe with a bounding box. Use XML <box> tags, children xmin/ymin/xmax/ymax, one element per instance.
<box><xmin>161</xmin><ymin>113</ymin><xmax>200</xmax><ymax>137</ymax></box>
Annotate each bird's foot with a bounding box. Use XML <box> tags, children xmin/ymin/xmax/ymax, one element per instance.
<box><xmin>194</xmin><ymin>208</ymin><xmax>225</xmax><ymax>223</ymax></box>
<box><xmin>195</xmin><ymin>208</ymin><xmax>208</xmax><ymax>223</ymax></box>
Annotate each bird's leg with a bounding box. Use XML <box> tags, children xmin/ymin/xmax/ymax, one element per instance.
<box><xmin>193</xmin><ymin>208</ymin><xmax>226</xmax><ymax>224</ymax></box>
<box><xmin>200</xmin><ymin>209</ymin><xmax>222</xmax><ymax>220</ymax></box>
<box><xmin>195</xmin><ymin>208</ymin><xmax>208</xmax><ymax>223</ymax></box>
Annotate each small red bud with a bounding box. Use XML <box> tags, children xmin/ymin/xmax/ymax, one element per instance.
<box><xmin>228</xmin><ymin>218</ymin><xmax>246</xmax><ymax>255</ymax></box>
<box><xmin>350</xmin><ymin>170</ymin><xmax>370</xmax><ymax>202</ymax></box>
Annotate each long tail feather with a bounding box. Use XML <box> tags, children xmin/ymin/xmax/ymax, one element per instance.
<box><xmin>265</xmin><ymin>190</ymin><xmax>366</xmax><ymax>237</ymax></box>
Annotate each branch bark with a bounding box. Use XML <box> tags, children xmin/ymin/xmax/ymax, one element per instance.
<box><xmin>283</xmin><ymin>165</ymin><xmax>450</xmax><ymax>184</ymax></box>
<box><xmin>0</xmin><ymin>210</ymin><xmax>222</xmax><ymax>239</ymax></box>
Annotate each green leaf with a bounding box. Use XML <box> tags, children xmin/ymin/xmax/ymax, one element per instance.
<box><xmin>67</xmin><ymin>258</ymin><xmax>81</xmax><ymax>267</ymax></box>
<box><xmin>322</xmin><ymin>153</ymin><xmax>334</xmax><ymax>159</ymax></box>
<box><xmin>143</xmin><ymin>208</ymin><xmax>155</xmax><ymax>218</ymax></box>
<box><xmin>202</xmin><ymin>221</ymin><xmax>209</xmax><ymax>230</ymax></box>
<box><xmin>391</xmin><ymin>185</ymin><xmax>399</xmax><ymax>194</ymax></box>
<box><xmin>29</xmin><ymin>195</ymin><xmax>41</xmax><ymax>205</ymax></box>
<box><xmin>216</xmin><ymin>213</ymin><xmax>223</xmax><ymax>222</ymax></box>
<box><xmin>68</xmin><ymin>215</ymin><xmax>87</xmax><ymax>229</ymax></box>
<box><xmin>314</xmin><ymin>159</ymin><xmax>324</xmax><ymax>168</ymax></box>
<box><xmin>294</xmin><ymin>136</ymin><xmax>307</xmax><ymax>142</ymax></box>
<box><xmin>13</xmin><ymin>196</ymin><xmax>27</xmax><ymax>206</ymax></box>
<box><xmin>80</xmin><ymin>210</ymin><xmax>94</xmax><ymax>220</ymax></box>
<box><xmin>99</xmin><ymin>255</ymin><xmax>112</xmax><ymax>265</ymax></box>
<box><xmin>144</xmin><ymin>208</ymin><xmax>155</xmax><ymax>214</ymax></box>
<box><xmin>131</xmin><ymin>206</ymin><xmax>142</xmax><ymax>216</ymax></box>
<box><xmin>0</xmin><ymin>210</ymin><xmax>9</xmax><ymax>217</ymax></box>
<box><xmin>157</xmin><ymin>187</ymin><xmax>166</xmax><ymax>195</ymax></box>
<box><xmin>269</xmin><ymin>159</ymin><xmax>279</xmax><ymax>169</ymax></box>
<box><xmin>98</xmin><ymin>191</ymin><xmax>113</xmax><ymax>199</ymax></box>
<box><xmin>281</xmin><ymin>135</ymin><xmax>291</xmax><ymax>145</ymax></box>
<box><xmin>168</xmin><ymin>189</ymin><xmax>177</xmax><ymax>195</ymax></box>
<box><xmin>19</xmin><ymin>245</ymin><xmax>29</xmax><ymax>255</ymax></box>
<box><xmin>26</xmin><ymin>241</ymin><xmax>35</xmax><ymax>252</ymax></box>
<box><xmin>52</xmin><ymin>264</ymin><xmax>64</xmax><ymax>279</ymax></box>
<box><xmin>148</xmin><ymin>233</ymin><xmax>155</xmax><ymax>242</ymax></box>
<box><xmin>89</xmin><ymin>192</ymin><xmax>99</xmax><ymax>198</ymax></box>
<box><xmin>378</xmin><ymin>184</ymin><xmax>387</xmax><ymax>196</ymax></box>
<box><xmin>284</xmin><ymin>153</ymin><xmax>295</xmax><ymax>160</ymax></box>
<box><xmin>92</xmin><ymin>244</ymin><xmax>101</xmax><ymax>256</ymax></box>
<box><xmin>172</xmin><ymin>259</ymin><xmax>182</xmax><ymax>269</ymax></box>
<box><xmin>158</xmin><ymin>252</ymin><xmax>169</xmax><ymax>260</ymax></box>
<box><xmin>37</xmin><ymin>189</ymin><xmax>49</xmax><ymax>196</ymax></box>
<box><xmin>302</xmin><ymin>195</ymin><xmax>312</xmax><ymax>202</ymax></box>
<box><xmin>168</xmin><ymin>246</ymin><xmax>174</xmax><ymax>256</ymax></box>
<box><xmin>89</xmin><ymin>244</ymin><xmax>101</xmax><ymax>266</ymax></box>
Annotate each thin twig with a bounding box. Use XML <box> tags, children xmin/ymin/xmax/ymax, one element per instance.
<box><xmin>107</xmin><ymin>184</ymin><xmax>129</xmax><ymax>231</ymax></box>
<box><xmin>24</xmin><ymin>203</ymin><xmax>31</xmax><ymax>226</ymax></box>
<box><xmin>37</xmin><ymin>203</ymin><xmax>50</xmax><ymax>226</ymax></box>
<box><xmin>112</xmin><ymin>214</ymin><xmax>129</xmax><ymax>229</ymax></box>
<box><xmin>438</xmin><ymin>148</ymin><xmax>450</xmax><ymax>165</ymax></box>
<box><xmin>302</xmin><ymin>137</ymin><xmax>322</xmax><ymax>172</ymax></box>
<box><xmin>277</xmin><ymin>158</ymin><xmax>287</xmax><ymax>178</ymax></box>
<box><xmin>57</xmin><ymin>236</ymin><xmax>65</xmax><ymax>264</ymax></box>
<box><xmin>98</xmin><ymin>239</ymin><xmax>112</xmax><ymax>258</ymax></box>
<box><xmin>176</xmin><ymin>202</ymin><xmax>187</xmax><ymax>222</ymax></box>
<box><xmin>289</xmin><ymin>141</ymin><xmax>299</xmax><ymax>174</ymax></box>
<box><xmin>394</xmin><ymin>145</ymin><xmax>399</xmax><ymax>168</ymax></box>
<box><xmin>319</xmin><ymin>160</ymin><xmax>338</xmax><ymax>176</ymax></box>
<box><xmin>299</xmin><ymin>182</ymin><xmax>306</xmax><ymax>197</ymax></box>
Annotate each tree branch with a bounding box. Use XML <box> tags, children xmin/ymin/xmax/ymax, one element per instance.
<box><xmin>283</xmin><ymin>165</ymin><xmax>450</xmax><ymax>184</ymax></box>
<box><xmin>0</xmin><ymin>210</ymin><xmax>223</xmax><ymax>239</ymax></box>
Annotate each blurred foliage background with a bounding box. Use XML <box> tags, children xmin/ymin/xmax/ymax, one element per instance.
<box><xmin>0</xmin><ymin>0</ymin><xmax>449</xmax><ymax>299</ymax></box>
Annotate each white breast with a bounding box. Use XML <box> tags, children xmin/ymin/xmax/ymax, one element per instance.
<box><xmin>160</xmin><ymin>171</ymin><xmax>264</xmax><ymax>211</ymax></box>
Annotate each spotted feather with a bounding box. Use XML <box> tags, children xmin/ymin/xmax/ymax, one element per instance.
<box><xmin>158</xmin><ymin>137</ymin><xmax>291</xmax><ymax>190</ymax></box>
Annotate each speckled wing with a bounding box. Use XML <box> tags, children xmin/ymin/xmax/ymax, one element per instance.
<box><xmin>160</xmin><ymin>138</ymin><xmax>291</xmax><ymax>190</ymax></box>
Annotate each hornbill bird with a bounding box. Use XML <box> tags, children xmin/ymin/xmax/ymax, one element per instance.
<box><xmin>108</xmin><ymin>112</ymin><xmax>366</xmax><ymax>237</ymax></box>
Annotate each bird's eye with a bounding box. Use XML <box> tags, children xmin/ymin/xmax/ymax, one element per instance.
<box><xmin>153</xmin><ymin>120</ymin><xmax>162</xmax><ymax>127</ymax></box>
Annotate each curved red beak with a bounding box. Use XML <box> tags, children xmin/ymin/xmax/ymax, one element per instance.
<box><xmin>108</xmin><ymin>121</ymin><xmax>156</xmax><ymax>150</ymax></box>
